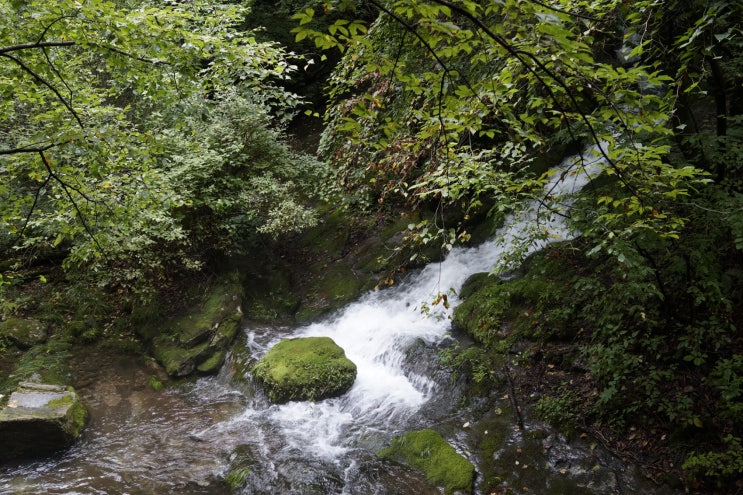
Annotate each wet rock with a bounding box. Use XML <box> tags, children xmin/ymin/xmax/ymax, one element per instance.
<box><xmin>144</xmin><ymin>276</ymin><xmax>243</xmax><ymax>377</ymax></box>
<box><xmin>378</xmin><ymin>428</ymin><xmax>475</xmax><ymax>495</ymax></box>
<box><xmin>0</xmin><ymin>382</ymin><xmax>88</xmax><ymax>462</ymax></box>
<box><xmin>0</xmin><ymin>318</ymin><xmax>48</xmax><ymax>349</ymax></box>
<box><xmin>252</xmin><ymin>336</ymin><xmax>357</xmax><ymax>403</ymax></box>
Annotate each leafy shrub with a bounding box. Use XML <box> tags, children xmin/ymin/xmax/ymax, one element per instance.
<box><xmin>535</xmin><ymin>386</ymin><xmax>583</xmax><ymax>439</ymax></box>
<box><xmin>683</xmin><ymin>435</ymin><xmax>743</xmax><ymax>486</ymax></box>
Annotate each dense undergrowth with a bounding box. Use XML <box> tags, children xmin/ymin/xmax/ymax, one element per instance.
<box><xmin>448</xmin><ymin>219</ymin><xmax>742</xmax><ymax>490</ymax></box>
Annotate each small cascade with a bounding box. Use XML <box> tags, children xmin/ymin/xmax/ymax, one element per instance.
<box><xmin>229</xmin><ymin>149</ymin><xmax>606</xmax><ymax>485</ymax></box>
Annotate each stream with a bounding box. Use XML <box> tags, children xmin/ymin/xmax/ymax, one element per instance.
<box><xmin>0</xmin><ymin>151</ymin><xmax>681</xmax><ymax>494</ymax></box>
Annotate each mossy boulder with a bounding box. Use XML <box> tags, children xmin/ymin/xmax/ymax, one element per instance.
<box><xmin>145</xmin><ymin>276</ymin><xmax>244</xmax><ymax>377</ymax></box>
<box><xmin>0</xmin><ymin>318</ymin><xmax>48</xmax><ymax>349</ymax></box>
<box><xmin>252</xmin><ymin>336</ymin><xmax>357</xmax><ymax>403</ymax></box>
<box><xmin>378</xmin><ymin>428</ymin><xmax>475</xmax><ymax>495</ymax></box>
<box><xmin>0</xmin><ymin>382</ymin><xmax>88</xmax><ymax>462</ymax></box>
<box><xmin>453</xmin><ymin>247</ymin><xmax>581</xmax><ymax>344</ymax></box>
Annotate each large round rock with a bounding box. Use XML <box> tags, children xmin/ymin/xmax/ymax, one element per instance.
<box><xmin>252</xmin><ymin>336</ymin><xmax>357</xmax><ymax>403</ymax></box>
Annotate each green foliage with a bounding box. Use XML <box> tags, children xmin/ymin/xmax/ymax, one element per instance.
<box><xmin>2</xmin><ymin>331</ymin><xmax>74</xmax><ymax>394</ymax></box>
<box><xmin>296</xmin><ymin>0</ymin><xmax>713</xmax><ymax>254</ymax></box>
<box><xmin>293</xmin><ymin>0</ymin><xmax>742</xmax><ymax>490</ymax></box>
<box><xmin>439</xmin><ymin>343</ymin><xmax>501</xmax><ymax>387</ymax></box>
<box><xmin>683</xmin><ymin>435</ymin><xmax>743</xmax><ymax>485</ymax></box>
<box><xmin>1</xmin><ymin>0</ymin><xmax>323</xmax><ymax>294</ymax></box>
<box><xmin>710</xmin><ymin>355</ymin><xmax>743</xmax><ymax>421</ymax></box>
<box><xmin>534</xmin><ymin>386</ymin><xmax>583</xmax><ymax>439</ymax></box>
<box><xmin>147</xmin><ymin>375</ymin><xmax>164</xmax><ymax>391</ymax></box>
<box><xmin>225</xmin><ymin>467</ymin><xmax>252</xmax><ymax>491</ymax></box>
<box><xmin>159</xmin><ymin>88</ymin><xmax>330</xmax><ymax>256</ymax></box>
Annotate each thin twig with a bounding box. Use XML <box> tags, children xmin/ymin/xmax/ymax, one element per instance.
<box><xmin>38</xmin><ymin>151</ymin><xmax>109</xmax><ymax>261</ymax></box>
<box><xmin>504</xmin><ymin>364</ymin><xmax>525</xmax><ymax>430</ymax></box>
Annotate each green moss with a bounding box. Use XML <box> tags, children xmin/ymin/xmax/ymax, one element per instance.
<box><xmin>0</xmin><ymin>317</ymin><xmax>48</xmax><ymax>349</ymax></box>
<box><xmin>141</xmin><ymin>274</ymin><xmax>243</xmax><ymax>377</ymax></box>
<box><xmin>313</xmin><ymin>263</ymin><xmax>362</xmax><ymax>304</ymax></box>
<box><xmin>243</xmin><ymin>264</ymin><xmax>300</xmax><ymax>322</ymax></box>
<box><xmin>452</xmin><ymin>248</ymin><xmax>576</xmax><ymax>344</ymax></box>
<box><xmin>173</xmin><ymin>282</ymin><xmax>242</xmax><ymax>346</ymax></box>
<box><xmin>217</xmin><ymin>320</ymin><xmax>239</xmax><ymax>341</ymax></box>
<box><xmin>224</xmin><ymin>444</ymin><xmax>255</xmax><ymax>491</ymax></box>
<box><xmin>148</xmin><ymin>375</ymin><xmax>164</xmax><ymax>391</ymax></box>
<box><xmin>152</xmin><ymin>339</ymin><xmax>211</xmax><ymax>377</ymax></box>
<box><xmin>252</xmin><ymin>336</ymin><xmax>357</xmax><ymax>403</ymax></box>
<box><xmin>45</xmin><ymin>393</ymin><xmax>74</xmax><ymax>408</ymax></box>
<box><xmin>471</xmin><ymin>407</ymin><xmax>514</xmax><ymax>493</ymax></box>
<box><xmin>196</xmin><ymin>350</ymin><xmax>226</xmax><ymax>374</ymax></box>
<box><xmin>2</xmin><ymin>333</ymin><xmax>74</xmax><ymax>394</ymax></box>
<box><xmin>296</xmin><ymin>206</ymin><xmax>350</xmax><ymax>259</ymax></box>
<box><xmin>378</xmin><ymin>429</ymin><xmax>474</xmax><ymax>495</ymax></box>
<box><xmin>42</xmin><ymin>389</ymin><xmax>88</xmax><ymax>438</ymax></box>
<box><xmin>66</xmin><ymin>396</ymin><xmax>88</xmax><ymax>437</ymax></box>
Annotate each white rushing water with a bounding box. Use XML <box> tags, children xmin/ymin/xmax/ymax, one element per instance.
<box><xmin>236</xmin><ymin>149</ymin><xmax>605</xmax><ymax>464</ymax></box>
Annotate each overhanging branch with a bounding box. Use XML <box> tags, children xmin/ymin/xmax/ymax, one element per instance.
<box><xmin>0</xmin><ymin>143</ymin><xmax>58</xmax><ymax>155</ymax></box>
<box><xmin>0</xmin><ymin>52</ymin><xmax>84</xmax><ymax>128</ymax></box>
<box><xmin>0</xmin><ymin>40</ymin><xmax>75</xmax><ymax>55</ymax></box>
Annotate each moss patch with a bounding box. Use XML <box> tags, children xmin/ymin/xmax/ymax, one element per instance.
<box><xmin>197</xmin><ymin>350</ymin><xmax>227</xmax><ymax>374</ymax></box>
<box><xmin>0</xmin><ymin>318</ymin><xmax>48</xmax><ymax>349</ymax></box>
<box><xmin>143</xmin><ymin>274</ymin><xmax>243</xmax><ymax>377</ymax></box>
<box><xmin>152</xmin><ymin>339</ymin><xmax>212</xmax><ymax>377</ymax></box>
<box><xmin>252</xmin><ymin>336</ymin><xmax>357</xmax><ymax>403</ymax></box>
<box><xmin>378</xmin><ymin>428</ymin><xmax>475</xmax><ymax>495</ymax></box>
<box><xmin>1</xmin><ymin>333</ymin><xmax>74</xmax><ymax>395</ymax></box>
<box><xmin>452</xmin><ymin>246</ymin><xmax>577</xmax><ymax>344</ymax></box>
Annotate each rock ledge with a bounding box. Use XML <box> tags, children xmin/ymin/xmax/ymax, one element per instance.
<box><xmin>0</xmin><ymin>382</ymin><xmax>88</xmax><ymax>462</ymax></box>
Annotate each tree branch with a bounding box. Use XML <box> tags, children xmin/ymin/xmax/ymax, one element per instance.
<box><xmin>15</xmin><ymin>174</ymin><xmax>53</xmax><ymax>241</ymax></box>
<box><xmin>0</xmin><ymin>41</ymin><xmax>75</xmax><ymax>55</ymax></box>
<box><xmin>0</xmin><ymin>143</ymin><xmax>58</xmax><ymax>155</ymax></box>
<box><xmin>38</xmin><ymin>151</ymin><xmax>109</xmax><ymax>261</ymax></box>
<box><xmin>92</xmin><ymin>42</ymin><xmax>173</xmax><ymax>65</ymax></box>
<box><xmin>430</xmin><ymin>0</ymin><xmax>639</xmax><ymax>195</ymax></box>
<box><xmin>525</xmin><ymin>0</ymin><xmax>603</xmax><ymax>22</ymax></box>
<box><xmin>0</xmin><ymin>52</ymin><xmax>85</xmax><ymax>128</ymax></box>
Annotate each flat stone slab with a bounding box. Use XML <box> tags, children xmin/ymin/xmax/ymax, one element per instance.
<box><xmin>0</xmin><ymin>382</ymin><xmax>88</xmax><ymax>462</ymax></box>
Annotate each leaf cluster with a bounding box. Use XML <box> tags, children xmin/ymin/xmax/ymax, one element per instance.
<box><xmin>0</xmin><ymin>0</ymin><xmax>326</xmax><ymax>293</ymax></box>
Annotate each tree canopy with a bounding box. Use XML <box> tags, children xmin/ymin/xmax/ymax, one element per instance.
<box><xmin>295</xmin><ymin>0</ymin><xmax>741</xmax><ymax>253</ymax></box>
<box><xmin>1</xmin><ymin>0</ymin><xmax>326</xmax><ymax>290</ymax></box>
<box><xmin>291</xmin><ymin>0</ymin><xmax>743</xmax><ymax>486</ymax></box>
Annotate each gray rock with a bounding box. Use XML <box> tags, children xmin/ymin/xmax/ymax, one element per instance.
<box><xmin>0</xmin><ymin>318</ymin><xmax>48</xmax><ymax>349</ymax></box>
<box><xmin>0</xmin><ymin>382</ymin><xmax>88</xmax><ymax>462</ymax></box>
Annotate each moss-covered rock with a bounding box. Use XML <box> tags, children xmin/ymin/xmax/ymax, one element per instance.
<box><xmin>1</xmin><ymin>332</ymin><xmax>75</xmax><ymax>395</ymax></box>
<box><xmin>143</xmin><ymin>275</ymin><xmax>244</xmax><ymax>377</ymax></box>
<box><xmin>295</xmin><ymin>263</ymin><xmax>364</xmax><ymax>322</ymax></box>
<box><xmin>452</xmin><ymin>247</ymin><xmax>577</xmax><ymax>344</ymax></box>
<box><xmin>252</xmin><ymin>336</ymin><xmax>357</xmax><ymax>403</ymax></box>
<box><xmin>378</xmin><ymin>428</ymin><xmax>475</xmax><ymax>495</ymax></box>
<box><xmin>0</xmin><ymin>318</ymin><xmax>48</xmax><ymax>349</ymax></box>
<box><xmin>0</xmin><ymin>382</ymin><xmax>88</xmax><ymax>462</ymax></box>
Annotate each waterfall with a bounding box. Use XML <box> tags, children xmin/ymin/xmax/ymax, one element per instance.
<box><xmin>236</xmin><ymin>148</ymin><xmax>605</xmax><ymax>465</ymax></box>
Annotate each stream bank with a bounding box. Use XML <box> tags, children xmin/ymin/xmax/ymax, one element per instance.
<box><xmin>0</xmin><ymin>164</ymin><xmax>700</xmax><ymax>494</ymax></box>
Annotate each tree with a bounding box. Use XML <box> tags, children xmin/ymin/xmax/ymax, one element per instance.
<box><xmin>0</xmin><ymin>0</ymin><xmax>323</xmax><ymax>290</ymax></box>
<box><xmin>290</xmin><ymin>0</ymin><xmax>743</xmax><ymax>487</ymax></box>
<box><xmin>293</xmin><ymin>0</ymin><xmax>735</xmax><ymax>252</ymax></box>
